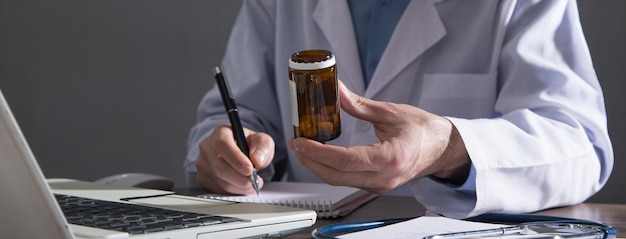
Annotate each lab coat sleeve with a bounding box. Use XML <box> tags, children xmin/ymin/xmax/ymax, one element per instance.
<box><xmin>184</xmin><ymin>0</ymin><xmax>285</xmax><ymax>186</ymax></box>
<box><xmin>411</xmin><ymin>0</ymin><xmax>613</xmax><ymax>218</ymax></box>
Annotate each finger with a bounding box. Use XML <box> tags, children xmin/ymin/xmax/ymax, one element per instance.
<box><xmin>338</xmin><ymin>81</ymin><xmax>394</xmax><ymax>124</ymax></box>
<box><xmin>195</xmin><ymin>149</ymin><xmax>248</xmax><ymax>194</ymax></box>
<box><xmin>196</xmin><ymin>149</ymin><xmax>265</xmax><ymax>195</ymax></box>
<box><xmin>213</xmin><ymin>126</ymin><xmax>255</xmax><ymax>176</ymax></box>
<box><xmin>198</xmin><ymin>174</ymin><xmax>264</xmax><ymax>195</ymax></box>
<box><xmin>289</xmin><ymin>137</ymin><xmax>388</xmax><ymax>172</ymax></box>
<box><xmin>212</xmin><ymin>159</ymin><xmax>265</xmax><ymax>195</ymax></box>
<box><xmin>196</xmin><ymin>126</ymin><xmax>266</xmax><ymax>195</ymax></box>
<box><xmin>288</xmin><ymin>139</ymin><xmax>397</xmax><ymax>193</ymax></box>
<box><xmin>246</xmin><ymin>131</ymin><xmax>275</xmax><ymax>169</ymax></box>
<box><xmin>298</xmin><ymin>155</ymin><xmax>378</xmax><ymax>186</ymax></box>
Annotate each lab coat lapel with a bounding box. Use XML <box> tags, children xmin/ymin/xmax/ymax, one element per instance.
<box><xmin>366</xmin><ymin>0</ymin><xmax>446</xmax><ymax>98</ymax></box>
<box><xmin>313</xmin><ymin>0</ymin><xmax>366</xmax><ymax>95</ymax></box>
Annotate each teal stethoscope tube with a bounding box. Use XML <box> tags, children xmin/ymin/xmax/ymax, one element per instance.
<box><xmin>312</xmin><ymin>217</ymin><xmax>413</xmax><ymax>239</ymax></box>
<box><xmin>311</xmin><ymin>213</ymin><xmax>618</xmax><ymax>239</ymax></box>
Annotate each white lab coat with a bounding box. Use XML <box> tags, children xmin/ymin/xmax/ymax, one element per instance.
<box><xmin>185</xmin><ymin>0</ymin><xmax>613</xmax><ymax>218</ymax></box>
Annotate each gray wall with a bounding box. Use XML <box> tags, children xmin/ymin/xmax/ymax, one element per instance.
<box><xmin>0</xmin><ymin>0</ymin><xmax>243</xmax><ymax>186</ymax></box>
<box><xmin>578</xmin><ymin>1</ymin><xmax>626</xmax><ymax>204</ymax></box>
<box><xmin>0</xmin><ymin>1</ymin><xmax>624</xmax><ymax>203</ymax></box>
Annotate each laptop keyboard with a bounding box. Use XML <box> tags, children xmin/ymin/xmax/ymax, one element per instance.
<box><xmin>54</xmin><ymin>194</ymin><xmax>242</xmax><ymax>235</ymax></box>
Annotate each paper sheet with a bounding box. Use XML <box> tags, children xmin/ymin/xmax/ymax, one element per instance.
<box><xmin>199</xmin><ymin>182</ymin><xmax>376</xmax><ymax>218</ymax></box>
<box><xmin>339</xmin><ymin>216</ymin><xmax>504</xmax><ymax>239</ymax></box>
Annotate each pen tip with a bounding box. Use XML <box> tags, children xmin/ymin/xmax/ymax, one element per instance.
<box><xmin>250</xmin><ymin>169</ymin><xmax>260</xmax><ymax>198</ymax></box>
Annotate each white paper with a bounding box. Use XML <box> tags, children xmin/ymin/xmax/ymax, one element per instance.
<box><xmin>339</xmin><ymin>216</ymin><xmax>504</xmax><ymax>239</ymax></box>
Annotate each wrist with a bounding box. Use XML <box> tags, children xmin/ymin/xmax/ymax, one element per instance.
<box><xmin>431</xmin><ymin>123</ymin><xmax>471</xmax><ymax>186</ymax></box>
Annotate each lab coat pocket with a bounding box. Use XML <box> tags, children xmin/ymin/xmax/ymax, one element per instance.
<box><xmin>419</xmin><ymin>72</ymin><xmax>497</xmax><ymax>118</ymax></box>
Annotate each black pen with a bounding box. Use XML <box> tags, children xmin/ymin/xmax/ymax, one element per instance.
<box><xmin>213</xmin><ymin>66</ymin><xmax>260</xmax><ymax>197</ymax></box>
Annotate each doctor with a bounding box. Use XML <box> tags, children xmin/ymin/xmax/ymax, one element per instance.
<box><xmin>185</xmin><ymin>0</ymin><xmax>613</xmax><ymax>218</ymax></box>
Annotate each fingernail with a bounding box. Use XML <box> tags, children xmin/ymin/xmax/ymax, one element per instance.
<box><xmin>289</xmin><ymin>139</ymin><xmax>303</xmax><ymax>153</ymax></box>
<box><xmin>252</xmin><ymin>149</ymin><xmax>267</xmax><ymax>164</ymax></box>
<box><xmin>339</xmin><ymin>81</ymin><xmax>347</xmax><ymax>91</ymax></box>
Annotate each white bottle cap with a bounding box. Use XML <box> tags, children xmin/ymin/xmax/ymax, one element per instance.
<box><xmin>289</xmin><ymin>54</ymin><xmax>335</xmax><ymax>70</ymax></box>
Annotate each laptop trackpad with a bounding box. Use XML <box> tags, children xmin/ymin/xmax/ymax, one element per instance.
<box><xmin>128</xmin><ymin>194</ymin><xmax>234</xmax><ymax>209</ymax></box>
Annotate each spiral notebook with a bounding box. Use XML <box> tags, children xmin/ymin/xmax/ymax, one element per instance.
<box><xmin>199</xmin><ymin>182</ymin><xmax>377</xmax><ymax>218</ymax></box>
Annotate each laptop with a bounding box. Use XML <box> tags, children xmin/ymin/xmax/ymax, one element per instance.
<box><xmin>0</xmin><ymin>88</ymin><xmax>316</xmax><ymax>239</ymax></box>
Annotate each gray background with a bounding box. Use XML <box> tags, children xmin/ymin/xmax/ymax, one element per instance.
<box><xmin>0</xmin><ymin>1</ymin><xmax>624</xmax><ymax>203</ymax></box>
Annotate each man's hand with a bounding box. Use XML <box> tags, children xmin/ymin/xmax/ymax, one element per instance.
<box><xmin>196</xmin><ymin>125</ymin><xmax>274</xmax><ymax>195</ymax></box>
<box><xmin>288</xmin><ymin>81</ymin><xmax>470</xmax><ymax>194</ymax></box>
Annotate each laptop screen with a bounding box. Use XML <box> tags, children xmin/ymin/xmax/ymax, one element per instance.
<box><xmin>0</xmin><ymin>89</ymin><xmax>75</xmax><ymax>238</ymax></box>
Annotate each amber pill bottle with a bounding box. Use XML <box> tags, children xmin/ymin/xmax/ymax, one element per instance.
<box><xmin>288</xmin><ymin>49</ymin><xmax>341</xmax><ymax>142</ymax></box>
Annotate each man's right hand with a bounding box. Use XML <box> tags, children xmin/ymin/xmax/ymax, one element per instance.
<box><xmin>195</xmin><ymin>125</ymin><xmax>274</xmax><ymax>195</ymax></box>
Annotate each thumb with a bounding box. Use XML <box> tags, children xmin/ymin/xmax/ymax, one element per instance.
<box><xmin>246</xmin><ymin>131</ymin><xmax>275</xmax><ymax>169</ymax></box>
<box><xmin>338</xmin><ymin>81</ymin><xmax>388</xmax><ymax>124</ymax></box>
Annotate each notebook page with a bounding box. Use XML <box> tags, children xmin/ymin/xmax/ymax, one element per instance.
<box><xmin>201</xmin><ymin>182</ymin><xmax>363</xmax><ymax>205</ymax></box>
<box><xmin>199</xmin><ymin>182</ymin><xmax>374</xmax><ymax>217</ymax></box>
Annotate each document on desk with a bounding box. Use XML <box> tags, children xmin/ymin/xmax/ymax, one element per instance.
<box><xmin>339</xmin><ymin>216</ymin><xmax>505</xmax><ymax>239</ymax></box>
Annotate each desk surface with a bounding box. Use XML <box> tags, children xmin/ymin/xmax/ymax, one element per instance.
<box><xmin>283</xmin><ymin>196</ymin><xmax>626</xmax><ymax>239</ymax></box>
<box><xmin>175</xmin><ymin>188</ymin><xmax>625</xmax><ymax>238</ymax></box>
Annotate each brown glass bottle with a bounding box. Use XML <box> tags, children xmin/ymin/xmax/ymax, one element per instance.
<box><xmin>288</xmin><ymin>49</ymin><xmax>341</xmax><ymax>142</ymax></box>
